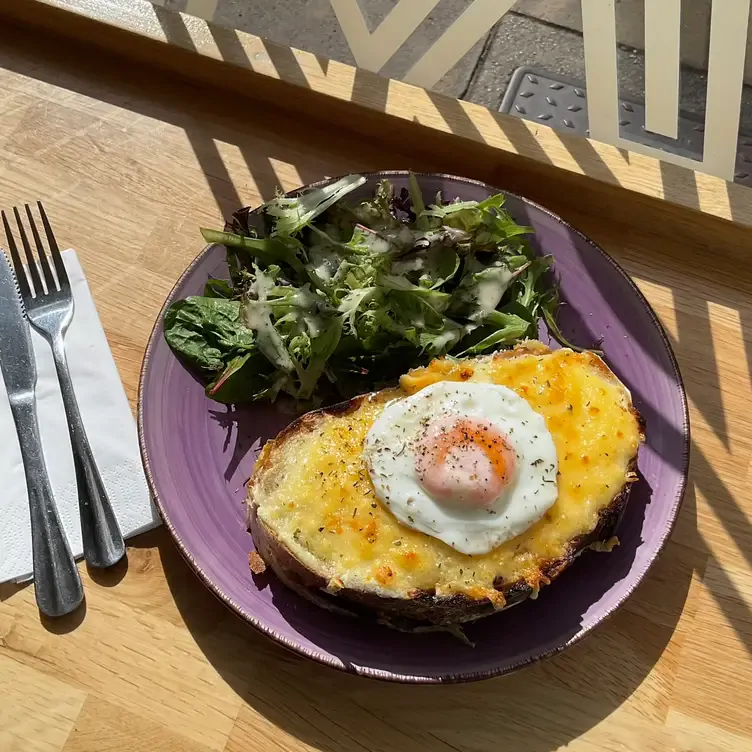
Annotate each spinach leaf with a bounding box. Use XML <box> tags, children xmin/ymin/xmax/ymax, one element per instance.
<box><xmin>164</xmin><ymin>296</ymin><xmax>255</xmax><ymax>371</ymax></box>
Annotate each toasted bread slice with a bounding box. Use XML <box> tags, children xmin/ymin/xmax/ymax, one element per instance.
<box><xmin>248</xmin><ymin>342</ymin><xmax>643</xmax><ymax>629</ymax></box>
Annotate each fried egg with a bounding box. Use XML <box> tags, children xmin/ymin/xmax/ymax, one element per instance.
<box><xmin>364</xmin><ymin>381</ymin><xmax>558</xmax><ymax>555</ymax></box>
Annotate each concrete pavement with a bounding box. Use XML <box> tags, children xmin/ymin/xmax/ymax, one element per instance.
<box><xmin>212</xmin><ymin>0</ymin><xmax>487</xmax><ymax>99</ymax></box>
<box><xmin>178</xmin><ymin>0</ymin><xmax>752</xmax><ymax>128</ymax></box>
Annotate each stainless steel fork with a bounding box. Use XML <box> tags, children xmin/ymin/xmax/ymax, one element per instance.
<box><xmin>2</xmin><ymin>204</ymin><xmax>125</xmax><ymax>568</ymax></box>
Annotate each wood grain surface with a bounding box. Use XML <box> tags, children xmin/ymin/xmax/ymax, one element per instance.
<box><xmin>0</xmin><ymin>11</ymin><xmax>750</xmax><ymax>752</ymax></box>
<box><xmin>5</xmin><ymin>0</ymin><xmax>752</xmax><ymax>237</ymax></box>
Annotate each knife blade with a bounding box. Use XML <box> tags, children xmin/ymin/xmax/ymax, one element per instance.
<box><xmin>0</xmin><ymin>248</ymin><xmax>83</xmax><ymax>616</ymax></box>
<box><xmin>0</xmin><ymin>251</ymin><xmax>35</xmax><ymax>397</ymax></box>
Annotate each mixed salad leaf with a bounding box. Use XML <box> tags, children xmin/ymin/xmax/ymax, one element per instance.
<box><xmin>164</xmin><ymin>174</ymin><xmax>575</xmax><ymax>405</ymax></box>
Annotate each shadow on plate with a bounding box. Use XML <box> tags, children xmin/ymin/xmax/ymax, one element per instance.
<box><xmin>197</xmin><ymin>379</ymin><xmax>654</xmax><ymax>676</ymax></box>
<box><xmin>140</xmin><ymin>465</ymin><xmax>695</xmax><ymax>752</ymax></box>
<box><xmin>208</xmin><ymin>400</ymin><xmax>299</xmax><ymax>486</ymax></box>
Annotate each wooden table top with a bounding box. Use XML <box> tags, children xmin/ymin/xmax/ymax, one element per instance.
<box><xmin>0</xmin><ymin>13</ymin><xmax>750</xmax><ymax>752</ymax></box>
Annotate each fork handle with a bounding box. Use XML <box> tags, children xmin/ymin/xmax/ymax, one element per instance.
<box><xmin>51</xmin><ymin>336</ymin><xmax>125</xmax><ymax>568</ymax></box>
<box><xmin>9</xmin><ymin>395</ymin><xmax>84</xmax><ymax>617</ymax></box>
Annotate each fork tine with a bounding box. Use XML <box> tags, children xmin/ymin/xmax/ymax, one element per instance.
<box><xmin>13</xmin><ymin>206</ymin><xmax>43</xmax><ymax>296</ymax></box>
<box><xmin>37</xmin><ymin>202</ymin><xmax>67</xmax><ymax>290</ymax></box>
<box><xmin>2</xmin><ymin>210</ymin><xmax>32</xmax><ymax>300</ymax></box>
<box><xmin>25</xmin><ymin>204</ymin><xmax>56</xmax><ymax>294</ymax></box>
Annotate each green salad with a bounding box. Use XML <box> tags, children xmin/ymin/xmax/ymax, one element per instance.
<box><xmin>164</xmin><ymin>173</ymin><xmax>573</xmax><ymax>405</ymax></box>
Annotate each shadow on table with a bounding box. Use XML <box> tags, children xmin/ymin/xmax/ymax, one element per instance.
<box><xmin>0</xmin><ymin>580</ymin><xmax>29</xmax><ymax>602</ymax></box>
<box><xmin>0</xmin><ymin>16</ymin><xmax>418</xmax><ymax>232</ymax></box>
<box><xmin>0</xmin><ymin>578</ymin><xmax>88</xmax><ymax>633</ymax></box>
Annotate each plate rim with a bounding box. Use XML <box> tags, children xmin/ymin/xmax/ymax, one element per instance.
<box><xmin>137</xmin><ymin>170</ymin><xmax>691</xmax><ymax>684</ymax></box>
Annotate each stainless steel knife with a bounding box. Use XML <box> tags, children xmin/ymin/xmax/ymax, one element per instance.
<box><xmin>0</xmin><ymin>251</ymin><xmax>83</xmax><ymax>616</ymax></box>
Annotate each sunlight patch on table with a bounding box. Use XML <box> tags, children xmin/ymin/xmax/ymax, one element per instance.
<box><xmin>671</xmin><ymin>559</ymin><xmax>752</xmax><ymax>737</ymax></box>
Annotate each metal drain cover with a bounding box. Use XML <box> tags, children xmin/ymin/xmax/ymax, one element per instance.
<box><xmin>500</xmin><ymin>66</ymin><xmax>752</xmax><ymax>186</ymax></box>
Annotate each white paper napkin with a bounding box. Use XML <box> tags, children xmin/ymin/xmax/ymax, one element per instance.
<box><xmin>0</xmin><ymin>250</ymin><xmax>160</xmax><ymax>583</ymax></box>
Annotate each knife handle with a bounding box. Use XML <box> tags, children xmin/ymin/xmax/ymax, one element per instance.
<box><xmin>50</xmin><ymin>336</ymin><xmax>125</xmax><ymax>569</ymax></box>
<box><xmin>9</xmin><ymin>394</ymin><xmax>84</xmax><ymax>617</ymax></box>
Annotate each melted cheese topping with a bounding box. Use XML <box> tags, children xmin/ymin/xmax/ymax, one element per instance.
<box><xmin>252</xmin><ymin>346</ymin><xmax>641</xmax><ymax>601</ymax></box>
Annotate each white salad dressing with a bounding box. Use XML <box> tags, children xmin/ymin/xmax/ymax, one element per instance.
<box><xmin>473</xmin><ymin>267</ymin><xmax>516</xmax><ymax>318</ymax></box>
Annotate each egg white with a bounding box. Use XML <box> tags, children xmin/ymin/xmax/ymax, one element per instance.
<box><xmin>363</xmin><ymin>381</ymin><xmax>558</xmax><ymax>555</ymax></box>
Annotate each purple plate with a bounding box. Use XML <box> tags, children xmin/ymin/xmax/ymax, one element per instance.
<box><xmin>138</xmin><ymin>172</ymin><xmax>689</xmax><ymax>683</ymax></box>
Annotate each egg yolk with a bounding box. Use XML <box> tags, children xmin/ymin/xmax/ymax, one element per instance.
<box><xmin>414</xmin><ymin>416</ymin><xmax>516</xmax><ymax>508</ymax></box>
